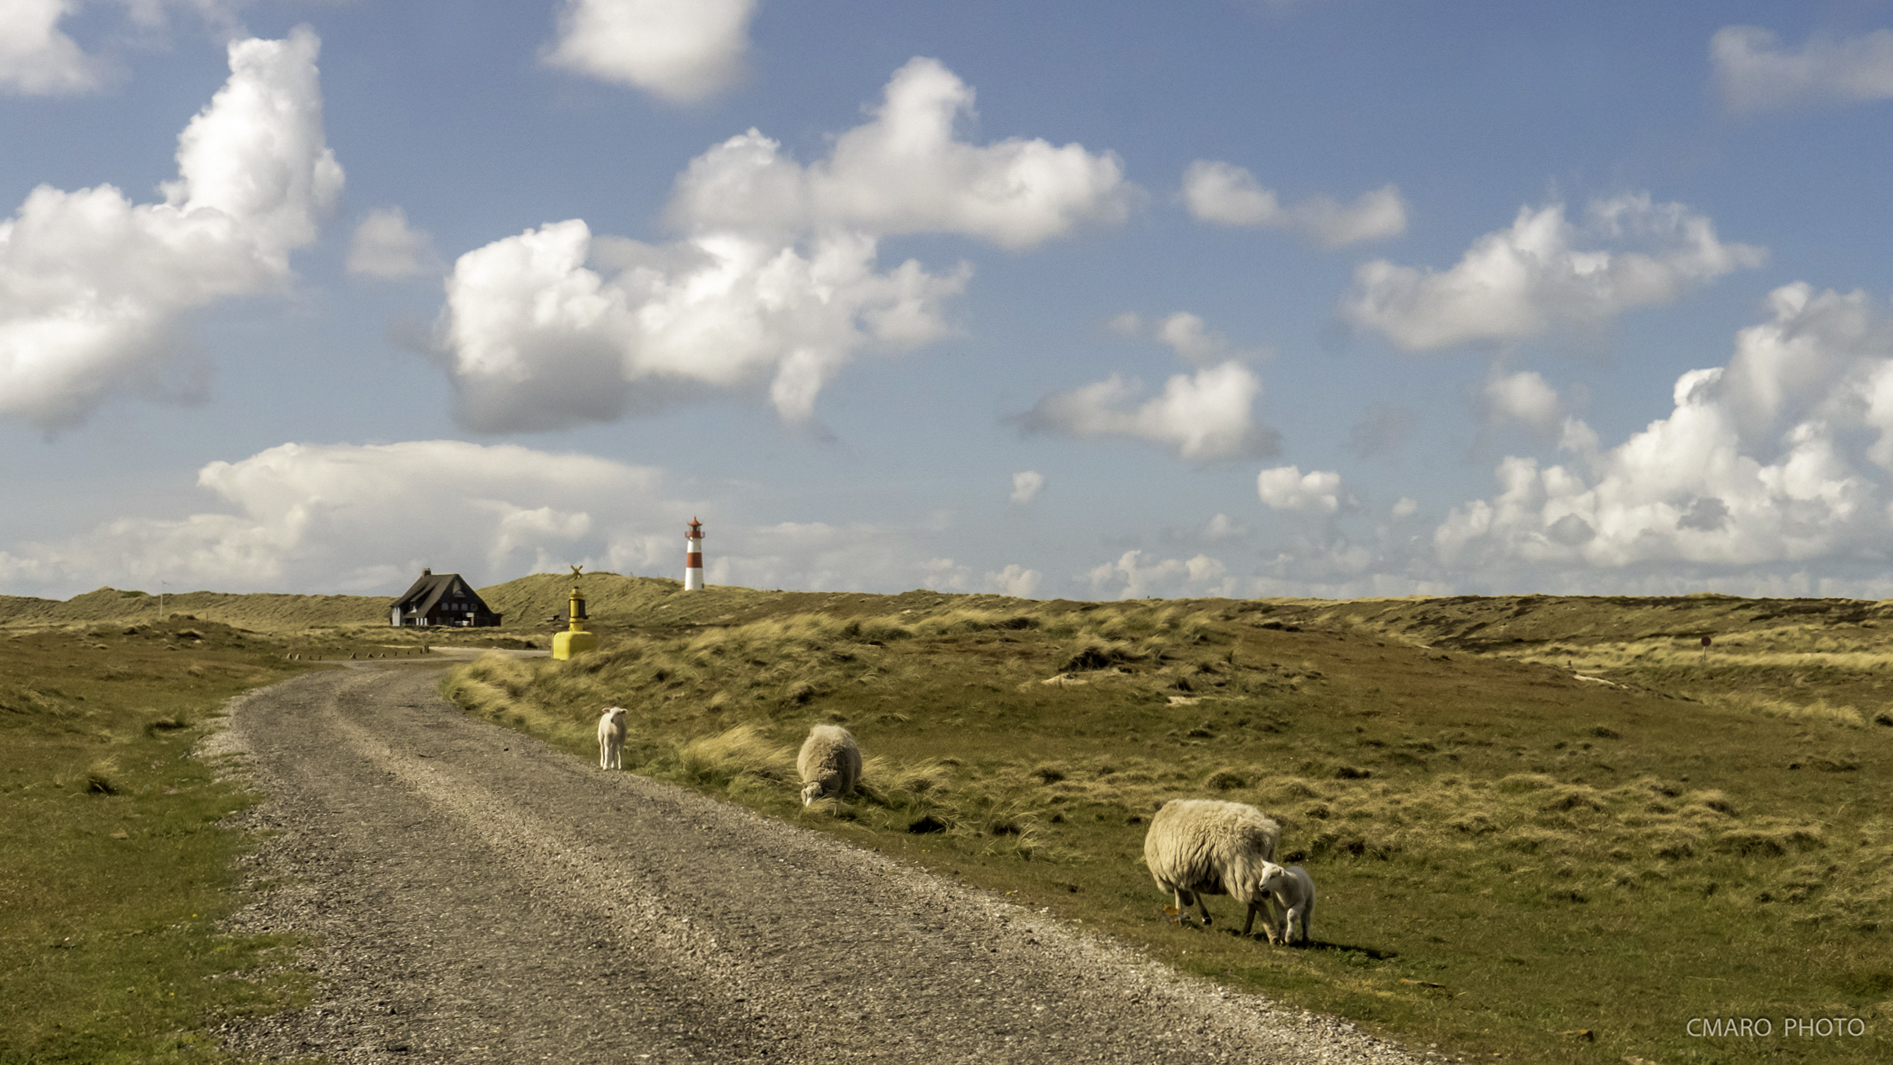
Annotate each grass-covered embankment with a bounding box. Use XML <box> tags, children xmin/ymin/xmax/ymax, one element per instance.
<box><xmin>0</xmin><ymin>620</ymin><xmax>317</xmax><ymax>1064</ymax></box>
<box><xmin>445</xmin><ymin>588</ymin><xmax>1893</xmax><ymax>1065</ymax></box>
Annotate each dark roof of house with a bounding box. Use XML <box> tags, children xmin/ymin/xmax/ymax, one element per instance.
<box><xmin>392</xmin><ymin>572</ymin><xmax>494</xmax><ymax>617</ymax></box>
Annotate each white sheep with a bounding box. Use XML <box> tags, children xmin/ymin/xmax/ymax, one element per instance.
<box><xmin>1258</xmin><ymin>861</ymin><xmax>1317</xmax><ymax>945</ymax></box>
<box><xmin>1143</xmin><ymin>799</ymin><xmax>1281</xmax><ymax>937</ymax></box>
<box><xmin>596</xmin><ymin>707</ymin><xmax>628</xmax><ymax>770</ymax></box>
<box><xmin>797</xmin><ymin>724</ymin><xmax>862</xmax><ymax>805</ymax></box>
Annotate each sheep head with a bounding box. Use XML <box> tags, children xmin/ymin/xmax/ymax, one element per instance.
<box><xmin>800</xmin><ymin>781</ymin><xmax>825</xmax><ymax>806</ymax></box>
<box><xmin>1256</xmin><ymin>860</ymin><xmax>1289</xmax><ymax>895</ymax></box>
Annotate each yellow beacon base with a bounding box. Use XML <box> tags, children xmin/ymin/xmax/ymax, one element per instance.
<box><xmin>552</xmin><ymin>628</ymin><xmax>596</xmax><ymax>660</ymax></box>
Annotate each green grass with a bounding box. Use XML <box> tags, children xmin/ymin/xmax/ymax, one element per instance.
<box><xmin>0</xmin><ymin>620</ymin><xmax>317</xmax><ymax>1064</ymax></box>
<box><xmin>445</xmin><ymin>590</ymin><xmax>1893</xmax><ymax>1065</ymax></box>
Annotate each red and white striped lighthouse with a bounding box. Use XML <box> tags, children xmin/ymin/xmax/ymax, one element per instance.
<box><xmin>684</xmin><ymin>517</ymin><xmax>704</xmax><ymax>591</ymax></box>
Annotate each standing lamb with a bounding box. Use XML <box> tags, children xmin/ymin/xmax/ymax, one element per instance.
<box><xmin>797</xmin><ymin>724</ymin><xmax>862</xmax><ymax>805</ymax></box>
<box><xmin>1258</xmin><ymin>861</ymin><xmax>1317</xmax><ymax>945</ymax></box>
<box><xmin>596</xmin><ymin>707</ymin><xmax>628</xmax><ymax>770</ymax></box>
<box><xmin>1143</xmin><ymin>799</ymin><xmax>1281</xmax><ymax>937</ymax></box>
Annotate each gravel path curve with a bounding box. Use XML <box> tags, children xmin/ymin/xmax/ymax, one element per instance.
<box><xmin>205</xmin><ymin>662</ymin><xmax>1422</xmax><ymax>1064</ymax></box>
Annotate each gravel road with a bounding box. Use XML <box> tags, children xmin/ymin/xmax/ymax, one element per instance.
<box><xmin>206</xmin><ymin>661</ymin><xmax>1424</xmax><ymax>1064</ymax></box>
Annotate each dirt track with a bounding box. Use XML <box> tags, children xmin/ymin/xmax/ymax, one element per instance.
<box><xmin>207</xmin><ymin>663</ymin><xmax>1420</xmax><ymax>1064</ymax></box>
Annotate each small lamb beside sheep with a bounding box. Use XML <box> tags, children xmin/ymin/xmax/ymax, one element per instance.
<box><xmin>1143</xmin><ymin>798</ymin><xmax>1281</xmax><ymax>938</ymax></box>
<box><xmin>1258</xmin><ymin>861</ymin><xmax>1317</xmax><ymax>945</ymax></box>
<box><xmin>797</xmin><ymin>724</ymin><xmax>861</xmax><ymax>805</ymax></box>
<box><xmin>596</xmin><ymin>707</ymin><xmax>628</xmax><ymax>770</ymax></box>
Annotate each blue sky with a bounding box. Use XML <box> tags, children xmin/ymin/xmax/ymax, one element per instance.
<box><xmin>5</xmin><ymin>1</ymin><xmax>1893</xmax><ymax>601</ymax></box>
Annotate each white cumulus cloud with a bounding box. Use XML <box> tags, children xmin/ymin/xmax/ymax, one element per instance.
<box><xmin>666</xmin><ymin>57</ymin><xmax>1133</xmax><ymax>249</ymax></box>
<box><xmin>1257</xmin><ymin>465</ymin><xmax>1345</xmax><ymax>513</ymax></box>
<box><xmin>1088</xmin><ymin>550</ymin><xmax>1234</xmax><ymax>600</ymax></box>
<box><xmin>1018</xmin><ymin>361</ymin><xmax>1271</xmax><ymax>461</ymax></box>
<box><xmin>543</xmin><ymin>0</ymin><xmax>757</xmax><ymax>103</ymax></box>
<box><xmin>0</xmin><ymin>27</ymin><xmax>342</xmax><ymax>429</ymax></box>
<box><xmin>1434</xmin><ymin>283</ymin><xmax>1893</xmax><ymax>576</ymax></box>
<box><xmin>0</xmin><ymin>439</ymin><xmax>1110</xmax><ymax>600</ymax></box>
<box><xmin>1712</xmin><ymin>25</ymin><xmax>1893</xmax><ymax>113</ymax></box>
<box><xmin>347</xmin><ymin>206</ymin><xmax>441</xmax><ymax>279</ymax></box>
<box><xmin>0</xmin><ymin>440</ymin><xmax>669</xmax><ymax>595</ymax></box>
<box><xmin>1010</xmin><ymin>470</ymin><xmax>1044</xmax><ymax>505</ymax></box>
<box><xmin>438</xmin><ymin>57</ymin><xmax>1126</xmax><ymax>430</ymax></box>
<box><xmin>1154</xmin><ymin>311</ymin><xmax>1269</xmax><ymax>365</ymax></box>
<box><xmin>438</xmin><ymin>222</ymin><xmax>967</xmax><ymax>430</ymax></box>
<box><xmin>0</xmin><ymin>0</ymin><xmax>101</xmax><ymax>94</ymax></box>
<box><xmin>1022</xmin><ymin>309</ymin><xmax>1274</xmax><ymax>460</ymax></box>
<box><xmin>1342</xmin><ymin>194</ymin><xmax>1763</xmax><ymax>352</ymax></box>
<box><xmin>1181</xmin><ymin>160</ymin><xmax>1406</xmax><ymax>247</ymax></box>
<box><xmin>1106</xmin><ymin>309</ymin><xmax>1269</xmax><ymax>365</ymax></box>
<box><xmin>1205</xmin><ymin>513</ymin><xmax>1244</xmax><ymax>539</ymax></box>
<box><xmin>1485</xmin><ymin>370</ymin><xmax>1564</xmax><ymax>432</ymax></box>
<box><xmin>983</xmin><ymin>563</ymin><xmax>1042</xmax><ymax>598</ymax></box>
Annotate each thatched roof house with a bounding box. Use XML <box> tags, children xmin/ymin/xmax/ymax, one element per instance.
<box><xmin>390</xmin><ymin>569</ymin><xmax>502</xmax><ymax>628</ymax></box>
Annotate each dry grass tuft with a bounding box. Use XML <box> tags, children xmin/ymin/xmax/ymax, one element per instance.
<box><xmin>84</xmin><ymin>758</ymin><xmax>121</xmax><ymax>795</ymax></box>
<box><xmin>1496</xmin><ymin>773</ymin><xmax>1558</xmax><ymax>794</ymax></box>
<box><xmin>675</xmin><ymin>725</ymin><xmax>794</xmax><ymax>789</ymax></box>
<box><xmin>140</xmin><ymin>711</ymin><xmax>192</xmax><ymax>737</ymax></box>
<box><xmin>858</xmin><ymin>755</ymin><xmax>952</xmax><ymax>808</ymax></box>
<box><xmin>1204</xmin><ymin>767</ymin><xmax>1249</xmax><ymax>791</ymax></box>
<box><xmin>1701</xmin><ymin>691</ymin><xmax>1870</xmax><ymax>729</ymax></box>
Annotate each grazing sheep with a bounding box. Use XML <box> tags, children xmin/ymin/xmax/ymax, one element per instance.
<box><xmin>1258</xmin><ymin>861</ymin><xmax>1317</xmax><ymax>945</ymax></box>
<box><xmin>797</xmin><ymin>724</ymin><xmax>862</xmax><ymax>805</ymax></box>
<box><xmin>1143</xmin><ymin>799</ymin><xmax>1281</xmax><ymax>937</ymax></box>
<box><xmin>596</xmin><ymin>707</ymin><xmax>628</xmax><ymax>770</ymax></box>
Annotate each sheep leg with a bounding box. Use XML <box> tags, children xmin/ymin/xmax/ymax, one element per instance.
<box><xmin>1192</xmin><ymin>892</ymin><xmax>1214</xmax><ymax>926</ymax></box>
<box><xmin>1251</xmin><ymin>896</ymin><xmax>1283</xmax><ymax>943</ymax></box>
<box><xmin>1175</xmin><ymin>888</ymin><xmax>1212</xmax><ymax>926</ymax></box>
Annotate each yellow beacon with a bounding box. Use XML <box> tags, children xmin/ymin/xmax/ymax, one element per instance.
<box><xmin>552</xmin><ymin>565</ymin><xmax>598</xmax><ymax>661</ymax></box>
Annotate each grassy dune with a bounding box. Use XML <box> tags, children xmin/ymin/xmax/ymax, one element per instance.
<box><xmin>446</xmin><ymin>588</ymin><xmax>1893</xmax><ymax>1065</ymax></box>
<box><xmin>0</xmin><ymin>619</ymin><xmax>317</xmax><ymax>1064</ymax></box>
<box><xmin>0</xmin><ymin>587</ymin><xmax>389</xmax><ymax>631</ymax></box>
<box><xmin>0</xmin><ymin>583</ymin><xmax>546</xmax><ymax>652</ymax></box>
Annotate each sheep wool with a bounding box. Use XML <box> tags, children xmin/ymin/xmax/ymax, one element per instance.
<box><xmin>798</xmin><ymin>724</ymin><xmax>862</xmax><ymax>805</ymax></box>
<box><xmin>1144</xmin><ymin>799</ymin><xmax>1281</xmax><ymax>937</ymax></box>
<box><xmin>596</xmin><ymin>707</ymin><xmax>628</xmax><ymax>770</ymax></box>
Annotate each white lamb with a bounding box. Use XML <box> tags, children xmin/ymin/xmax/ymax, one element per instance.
<box><xmin>1143</xmin><ymin>799</ymin><xmax>1281</xmax><ymax>937</ymax></box>
<box><xmin>1258</xmin><ymin>861</ymin><xmax>1317</xmax><ymax>945</ymax></box>
<box><xmin>797</xmin><ymin>724</ymin><xmax>862</xmax><ymax>805</ymax></box>
<box><xmin>596</xmin><ymin>707</ymin><xmax>628</xmax><ymax>770</ymax></box>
